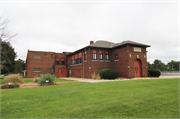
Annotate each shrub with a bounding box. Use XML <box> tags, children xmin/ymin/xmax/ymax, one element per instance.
<box><xmin>3</xmin><ymin>74</ymin><xmax>23</xmax><ymax>84</ymax></box>
<box><xmin>38</xmin><ymin>74</ymin><xmax>55</xmax><ymax>84</ymax></box>
<box><xmin>91</xmin><ymin>72</ymin><xmax>97</xmax><ymax>79</ymax></box>
<box><xmin>99</xmin><ymin>69</ymin><xmax>119</xmax><ymax>80</ymax></box>
<box><xmin>148</xmin><ymin>69</ymin><xmax>161</xmax><ymax>77</ymax></box>
<box><xmin>96</xmin><ymin>74</ymin><xmax>101</xmax><ymax>80</ymax></box>
<box><xmin>34</xmin><ymin>76</ymin><xmax>41</xmax><ymax>83</ymax></box>
<box><xmin>1</xmin><ymin>82</ymin><xmax>19</xmax><ymax>89</ymax></box>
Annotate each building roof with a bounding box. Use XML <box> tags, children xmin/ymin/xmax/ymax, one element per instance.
<box><xmin>68</xmin><ymin>40</ymin><xmax>150</xmax><ymax>56</ymax></box>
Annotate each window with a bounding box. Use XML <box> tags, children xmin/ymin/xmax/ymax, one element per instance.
<box><xmin>115</xmin><ymin>54</ymin><xmax>118</xmax><ymax>60</ymax></box>
<box><xmin>75</xmin><ymin>54</ymin><xmax>78</xmax><ymax>64</ymax></box>
<box><xmin>71</xmin><ymin>55</ymin><xmax>74</xmax><ymax>65</ymax></box>
<box><xmin>93</xmin><ymin>50</ymin><xmax>97</xmax><ymax>60</ymax></box>
<box><xmin>33</xmin><ymin>68</ymin><xmax>41</xmax><ymax>72</ymax></box>
<box><xmin>84</xmin><ymin>51</ymin><xmax>87</xmax><ymax>61</ymax></box>
<box><xmin>34</xmin><ymin>55</ymin><xmax>41</xmax><ymax>59</ymax></box>
<box><xmin>78</xmin><ymin>52</ymin><xmax>82</xmax><ymax>63</ymax></box>
<box><xmin>55</xmin><ymin>58</ymin><xmax>59</xmax><ymax>65</ymax></box>
<box><xmin>99</xmin><ymin>51</ymin><xmax>103</xmax><ymax>60</ymax></box>
<box><xmin>105</xmin><ymin>51</ymin><xmax>109</xmax><ymax>60</ymax></box>
<box><xmin>61</xmin><ymin>58</ymin><xmax>65</xmax><ymax>65</ymax></box>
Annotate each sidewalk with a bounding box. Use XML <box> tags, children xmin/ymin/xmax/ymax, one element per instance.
<box><xmin>61</xmin><ymin>76</ymin><xmax>180</xmax><ymax>83</ymax></box>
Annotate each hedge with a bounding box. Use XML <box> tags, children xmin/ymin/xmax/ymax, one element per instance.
<box><xmin>98</xmin><ymin>69</ymin><xmax>119</xmax><ymax>79</ymax></box>
<box><xmin>148</xmin><ymin>69</ymin><xmax>161</xmax><ymax>77</ymax></box>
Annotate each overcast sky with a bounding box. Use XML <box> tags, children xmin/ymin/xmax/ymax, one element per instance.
<box><xmin>1</xmin><ymin>0</ymin><xmax>179</xmax><ymax>64</ymax></box>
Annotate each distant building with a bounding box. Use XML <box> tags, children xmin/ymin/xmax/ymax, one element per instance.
<box><xmin>25</xmin><ymin>40</ymin><xmax>150</xmax><ymax>78</ymax></box>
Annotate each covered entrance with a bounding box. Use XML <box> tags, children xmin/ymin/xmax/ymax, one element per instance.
<box><xmin>59</xmin><ymin>69</ymin><xmax>67</xmax><ymax>77</ymax></box>
<box><xmin>134</xmin><ymin>59</ymin><xmax>141</xmax><ymax>77</ymax></box>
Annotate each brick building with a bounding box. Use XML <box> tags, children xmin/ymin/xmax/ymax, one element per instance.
<box><xmin>26</xmin><ymin>40</ymin><xmax>150</xmax><ymax>78</ymax></box>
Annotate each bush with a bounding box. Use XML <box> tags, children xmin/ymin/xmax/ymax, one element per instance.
<box><xmin>3</xmin><ymin>74</ymin><xmax>23</xmax><ymax>84</ymax></box>
<box><xmin>91</xmin><ymin>72</ymin><xmax>96</xmax><ymax>79</ymax></box>
<box><xmin>99</xmin><ymin>69</ymin><xmax>119</xmax><ymax>79</ymax></box>
<box><xmin>1</xmin><ymin>82</ymin><xmax>19</xmax><ymax>89</ymax></box>
<box><xmin>148</xmin><ymin>69</ymin><xmax>161</xmax><ymax>77</ymax></box>
<box><xmin>38</xmin><ymin>74</ymin><xmax>55</xmax><ymax>84</ymax></box>
<box><xmin>34</xmin><ymin>76</ymin><xmax>41</xmax><ymax>83</ymax></box>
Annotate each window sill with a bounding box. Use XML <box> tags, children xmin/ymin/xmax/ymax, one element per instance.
<box><xmin>33</xmin><ymin>71</ymin><xmax>41</xmax><ymax>72</ymax></box>
<box><xmin>84</xmin><ymin>60</ymin><xmax>87</xmax><ymax>62</ymax></box>
<box><xmin>98</xmin><ymin>60</ymin><xmax>104</xmax><ymax>62</ymax></box>
<box><xmin>114</xmin><ymin>60</ymin><xmax>119</xmax><ymax>61</ymax></box>
<box><xmin>92</xmin><ymin>60</ymin><xmax>97</xmax><ymax>61</ymax></box>
<box><xmin>71</xmin><ymin>63</ymin><xmax>82</xmax><ymax>66</ymax></box>
<box><xmin>105</xmin><ymin>60</ymin><xmax>110</xmax><ymax>62</ymax></box>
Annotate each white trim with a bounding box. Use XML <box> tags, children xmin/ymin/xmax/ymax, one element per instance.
<box><xmin>98</xmin><ymin>60</ymin><xmax>104</xmax><ymax>62</ymax></box>
<box><xmin>114</xmin><ymin>60</ymin><xmax>119</xmax><ymax>61</ymax></box>
<box><xmin>105</xmin><ymin>60</ymin><xmax>110</xmax><ymax>62</ymax></box>
<box><xmin>92</xmin><ymin>60</ymin><xmax>97</xmax><ymax>61</ymax></box>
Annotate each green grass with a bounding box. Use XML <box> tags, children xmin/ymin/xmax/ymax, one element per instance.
<box><xmin>55</xmin><ymin>78</ymin><xmax>74</xmax><ymax>82</ymax></box>
<box><xmin>23</xmin><ymin>79</ymin><xmax>34</xmax><ymax>83</ymax></box>
<box><xmin>1</xmin><ymin>78</ymin><xmax>179</xmax><ymax>118</ymax></box>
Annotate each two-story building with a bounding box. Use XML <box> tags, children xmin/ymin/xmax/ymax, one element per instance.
<box><xmin>26</xmin><ymin>40</ymin><xmax>150</xmax><ymax>78</ymax></box>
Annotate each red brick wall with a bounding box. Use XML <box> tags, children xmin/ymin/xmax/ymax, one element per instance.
<box><xmin>26</xmin><ymin>51</ymin><xmax>67</xmax><ymax>78</ymax></box>
<box><xmin>26</xmin><ymin>45</ymin><xmax>148</xmax><ymax>78</ymax></box>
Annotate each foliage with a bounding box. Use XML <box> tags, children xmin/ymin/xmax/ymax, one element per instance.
<box><xmin>91</xmin><ymin>72</ymin><xmax>97</xmax><ymax>79</ymax></box>
<box><xmin>148</xmin><ymin>69</ymin><xmax>161</xmax><ymax>77</ymax></box>
<box><xmin>38</xmin><ymin>74</ymin><xmax>55</xmax><ymax>84</ymax></box>
<box><xmin>1</xmin><ymin>40</ymin><xmax>17</xmax><ymax>74</ymax></box>
<box><xmin>167</xmin><ymin>60</ymin><xmax>179</xmax><ymax>71</ymax></box>
<box><xmin>99</xmin><ymin>69</ymin><xmax>119</xmax><ymax>79</ymax></box>
<box><xmin>0</xmin><ymin>76</ymin><xmax>6</xmax><ymax>79</ymax></box>
<box><xmin>96</xmin><ymin>74</ymin><xmax>101</xmax><ymax>80</ymax></box>
<box><xmin>1</xmin><ymin>78</ymin><xmax>179</xmax><ymax>118</ymax></box>
<box><xmin>3</xmin><ymin>74</ymin><xmax>23</xmax><ymax>84</ymax></box>
<box><xmin>147</xmin><ymin>59</ymin><xmax>179</xmax><ymax>71</ymax></box>
<box><xmin>1</xmin><ymin>82</ymin><xmax>19</xmax><ymax>89</ymax></box>
<box><xmin>14</xmin><ymin>59</ymin><xmax>25</xmax><ymax>74</ymax></box>
<box><xmin>34</xmin><ymin>75</ymin><xmax>41</xmax><ymax>83</ymax></box>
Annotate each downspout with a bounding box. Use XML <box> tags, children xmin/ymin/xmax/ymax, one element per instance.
<box><xmin>90</xmin><ymin>48</ymin><xmax>92</xmax><ymax>76</ymax></box>
<box><xmin>51</xmin><ymin>53</ymin><xmax>53</xmax><ymax>75</ymax></box>
<box><xmin>83</xmin><ymin>50</ymin><xmax>84</xmax><ymax>79</ymax></box>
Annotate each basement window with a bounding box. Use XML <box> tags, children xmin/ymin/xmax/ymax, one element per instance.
<box><xmin>33</xmin><ymin>68</ymin><xmax>41</xmax><ymax>72</ymax></box>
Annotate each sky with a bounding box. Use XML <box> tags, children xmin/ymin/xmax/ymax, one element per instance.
<box><xmin>1</xmin><ymin>0</ymin><xmax>179</xmax><ymax>64</ymax></box>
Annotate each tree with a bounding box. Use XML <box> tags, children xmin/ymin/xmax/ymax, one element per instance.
<box><xmin>152</xmin><ymin>59</ymin><xmax>166</xmax><ymax>71</ymax></box>
<box><xmin>1</xmin><ymin>40</ymin><xmax>17</xmax><ymax>74</ymax></box>
<box><xmin>14</xmin><ymin>59</ymin><xmax>25</xmax><ymax>74</ymax></box>
<box><xmin>167</xmin><ymin>60</ymin><xmax>179</xmax><ymax>71</ymax></box>
<box><xmin>0</xmin><ymin>17</ymin><xmax>17</xmax><ymax>74</ymax></box>
<box><xmin>147</xmin><ymin>62</ymin><xmax>152</xmax><ymax>70</ymax></box>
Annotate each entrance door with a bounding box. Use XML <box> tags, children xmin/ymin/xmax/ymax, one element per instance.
<box><xmin>134</xmin><ymin>59</ymin><xmax>141</xmax><ymax>77</ymax></box>
<box><xmin>59</xmin><ymin>69</ymin><xmax>67</xmax><ymax>77</ymax></box>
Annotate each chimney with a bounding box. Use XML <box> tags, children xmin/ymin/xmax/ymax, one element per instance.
<box><xmin>90</xmin><ymin>40</ymin><xmax>94</xmax><ymax>45</ymax></box>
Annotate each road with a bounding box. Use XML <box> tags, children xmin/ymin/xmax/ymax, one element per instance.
<box><xmin>161</xmin><ymin>72</ymin><xmax>180</xmax><ymax>76</ymax></box>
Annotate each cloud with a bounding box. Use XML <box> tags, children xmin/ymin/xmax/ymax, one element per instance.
<box><xmin>2</xmin><ymin>1</ymin><xmax>179</xmax><ymax>64</ymax></box>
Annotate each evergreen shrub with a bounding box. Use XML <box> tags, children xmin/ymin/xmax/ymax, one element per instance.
<box><xmin>148</xmin><ymin>69</ymin><xmax>161</xmax><ymax>77</ymax></box>
<box><xmin>98</xmin><ymin>69</ymin><xmax>119</xmax><ymax>80</ymax></box>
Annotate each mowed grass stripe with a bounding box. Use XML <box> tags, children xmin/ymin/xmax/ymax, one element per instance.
<box><xmin>1</xmin><ymin>78</ymin><xmax>179</xmax><ymax>118</ymax></box>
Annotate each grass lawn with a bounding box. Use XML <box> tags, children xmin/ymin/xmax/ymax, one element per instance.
<box><xmin>55</xmin><ymin>78</ymin><xmax>74</xmax><ymax>82</ymax></box>
<box><xmin>1</xmin><ymin>78</ymin><xmax>179</xmax><ymax>118</ymax></box>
